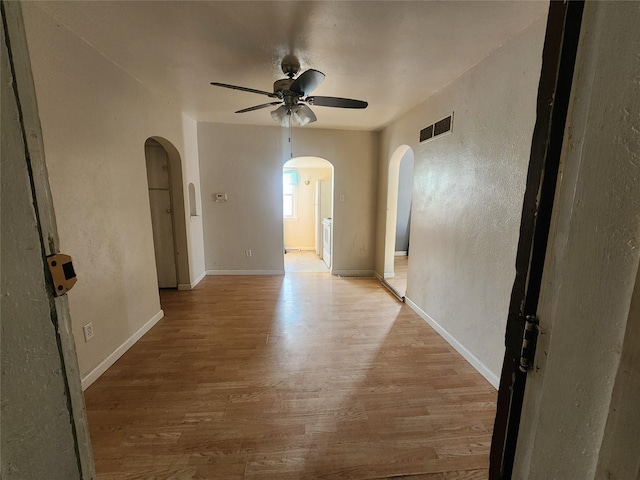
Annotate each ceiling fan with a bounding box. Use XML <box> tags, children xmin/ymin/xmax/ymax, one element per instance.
<box><xmin>211</xmin><ymin>55</ymin><xmax>368</xmax><ymax>127</ymax></box>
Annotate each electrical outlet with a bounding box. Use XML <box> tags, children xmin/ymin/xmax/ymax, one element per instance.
<box><xmin>245</xmin><ymin>249</ymin><xmax>252</xmax><ymax>257</ymax></box>
<box><xmin>83</xmin><ymin>322</ymin><xmax>94</xmax><ymax>342</ymax></box>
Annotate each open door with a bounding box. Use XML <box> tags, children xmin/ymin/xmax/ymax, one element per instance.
<box><xmin>489</xmin><ymin>2</ymin><xmax>585</xmax><ymax>478</ymax></box>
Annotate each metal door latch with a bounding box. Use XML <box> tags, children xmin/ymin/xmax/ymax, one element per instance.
<box><xmin>47</xmin><ymin>253</ymin><xmax>77</xmax><ymax>296</ymax></box>
<box><xmin>519</xmin><ymin>315</ymin><xmax>539</xmax><ymax>372</ymax></box>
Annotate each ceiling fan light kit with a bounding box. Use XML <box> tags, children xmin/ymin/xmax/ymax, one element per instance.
<box><xmin>211</xmin><ymin>55</ymin><xmax>368</xmax><ymax>127</ymax></box>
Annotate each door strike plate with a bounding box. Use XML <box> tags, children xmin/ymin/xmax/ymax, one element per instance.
<box><xmin>47</xmin><ymin>253</ymin><xmax>77</xmax><ymax>296</ymax></box>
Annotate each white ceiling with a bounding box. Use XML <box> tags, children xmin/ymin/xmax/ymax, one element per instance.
<box><xmin>32</xmin><ymin>1</ymin><xmax>548</xmax><ymax>131</ymax></box>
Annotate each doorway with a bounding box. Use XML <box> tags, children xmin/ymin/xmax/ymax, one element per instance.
<box><xmin>282</xmin><ymin>156</ymin><xmax>334</xmax><ymax>273</ymax></box>
<box><xmin>144</xmin><ymin>137</ymin><xmax>190</xmax><ymax>289</ymax></box>
<box><xmin>383</xmin><ymin>145</ymin><xmax>414</xmax><ymax>298</ymax></box>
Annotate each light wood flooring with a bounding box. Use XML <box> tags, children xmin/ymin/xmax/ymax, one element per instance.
<box><xmin>84</xmin><ymin>274</ymin><xmax>496</xmax><ymax>479</ymax></box>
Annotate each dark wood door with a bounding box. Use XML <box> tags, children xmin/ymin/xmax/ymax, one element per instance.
<box><xmin>489</xmin><ymin>2</ymin><xmax>585</xmax><ymax>478</ymax></box>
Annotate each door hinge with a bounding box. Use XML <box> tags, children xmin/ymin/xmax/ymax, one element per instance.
<box><xmin>519</xmin><ymin>315</ymin><xmax>539</xmax><ymax>372</ymax></box>
<box><xmin>47</xmin><ymin>253</ymin><xmax>77</xmax><ymax>296</ymax></box>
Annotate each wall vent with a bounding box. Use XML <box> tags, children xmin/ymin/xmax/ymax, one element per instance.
<box><xmin>419</xmin><ymin>125</ymin><xmax>434</xmax><ymax>142</ymax></box>
<box><xmin>419</xmin><ymin>112</ymin><xmax>453</xmax><ymax>143</ymax></box>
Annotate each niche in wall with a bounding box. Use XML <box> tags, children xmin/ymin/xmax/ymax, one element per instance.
<box><xmin>188</xmin><ymin>182</ymin><xmax>198</xmax><ymax>217</ymax></box>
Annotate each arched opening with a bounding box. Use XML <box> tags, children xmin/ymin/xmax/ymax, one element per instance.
<box><xmin>144</xmin><ymin>137</ymin><xmax>191</xmax><ymax>289</ymax></box>
<box><xmin>282</xmin><ymin>156</ymin><xmax>334</xmax><ymax>273</ymax></box>
<box><xmin>383</xmin><ymin>145</ymin><xmax>415</xmax><ymax>298</ymax></box>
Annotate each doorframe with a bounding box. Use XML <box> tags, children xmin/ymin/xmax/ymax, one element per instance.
<box><xmin>489</xmin><ymin>2</ymin><xmax>585</xmax><ymax>478</ymax></box>
<box><xmin>282</xmin><ymin>156</ymin><xmax>334</xmax><ymax>271</ymax></box>
<box><xmin>2</xmin><ymin>1</ymin><xmax>95</xmax><ymax>475</ymax></box>
<box><xmin>383</xmin><ymin>145</ymin><xmax>414</xmax><ymax>280</ymax></box>
<box><xmin>144</xmin><ymin>136</ymin><xmax>191</xmax><ymax>289</ymax></box>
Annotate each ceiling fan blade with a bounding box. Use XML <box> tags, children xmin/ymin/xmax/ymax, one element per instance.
<box><xmin>289</xmin><ymin>69</ymin><xmax>325</xmax><ymax>96</ymax></box>
<box><xmin>306</xmin><ymin>96</ymin><xmax>368</xmax><ymax>109</ymax></box>
<box><xmin>210</xmin><ymin>82</ymin><xmax>279</xmax><ymax>99</ymax></box>
<box><xmin>235</xmin><ymin>102</ymin><xmax>282</xmax><ymax>114</ymax></box>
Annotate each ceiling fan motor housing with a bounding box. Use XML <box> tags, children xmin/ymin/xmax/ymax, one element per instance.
<box><xmin>281</xmin><ymin>54</ymin><xmax>301</xmax><ymax>78</ymax></box>
<box><xmin>273</xmin><ymin>78</ymin><xmax>295</xmax><ymax>97</ymax></box>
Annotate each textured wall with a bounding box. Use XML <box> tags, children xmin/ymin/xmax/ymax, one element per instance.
<box><xmin>198</xmin><ymin>123</ymin><xmax>377</xmax><ymax>275</ymax></box>
<box><xmin>22</xmin><ymin>4</ymin><xmax>205</xmax><ymax>378</ymax></box>
<box><xmin>376</xmin><ymin>16</ymin><xmax>547</xmax><ymax>381</ymax></box>
<box><xmin>182</xmin><ymin>114</ymin><xmax>206</xmax><ymax>283</ymax></box>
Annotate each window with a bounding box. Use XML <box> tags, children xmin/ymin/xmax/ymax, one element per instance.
<box><xmin>283</xmin><ymin>170</ymin><xmax>298</xmax><ymax>218</ymax></box>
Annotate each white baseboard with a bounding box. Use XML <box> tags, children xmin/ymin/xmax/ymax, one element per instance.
<box><xmin>374</xmin><ymin>271</ymin><xmax>404</xmax><ymax>302</ymax></box>
<box><xmin>374</xmin><ymin>269</ymin><xmax>395</xmax><ymax>279</ymax></box>
<box><xmin>81</xmin><ymin>309</ymin><xmax>164</xmax><ymax>390</ymax></box>
<box><xmin>404</xmin><ymin>297</ymin><xmax>499</xmax><ymax>389</ymax></box>
<box><xmin>178</xmin><ymin>270</ymin><xmax>207</xmax><ymax>290</ymax></box>
<box><xmin>284</xmin><ymin>247</ymin><xmax>316</xmax><ymax>251</ymax></box>
<box><xmin>333</xmin><ymin>269</ymin><xmax>375</xmax><ymax>277</ymax></box>
<box><xmin>395</xmin><ymin>251</ymin><xmax>408</xmax><ymax>256</ymax></box>
<box><xmin>206</xmin><ymin>270</ymin><xmax>285</xmax><ymax>276</ymax></box>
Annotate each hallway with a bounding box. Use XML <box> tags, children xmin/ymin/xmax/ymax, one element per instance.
<box><xmin>84</xmin><ymin>274</ymin><xmax>496</xmax><ymax>479</ymax></box>
<box><xmin>284</xmin><ymin>250</ymin><xmax>329</xmax><ymax>273</ymax></box>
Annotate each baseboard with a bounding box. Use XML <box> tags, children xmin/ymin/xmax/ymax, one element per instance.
<box><xmin>394</xmin><ymin>251</ymin><xmax>408</xmax><ymax>256</ymax></box>
<box><xmin>404</xmin><ymin>297</ymin><xmax>500</xmax><ymax>389</ymax></box>
<box><xmin>81</xmin><ymin>309</ymin><xmax>164</xmax><ymax>390</ymax></box>
<box><xmin>374</xmin><ymin>269</ymin><xmax>395</xmax><ymax>279</ymax></box>
<box><xmin>178</xmin><ymin>270</ymin><xmax>207</xmax><ymax>290</ymax></box>
<box><xmin>192</xmin><ymin>269</ymin><xmax>207</xmax><ymax>287</ymax></box>
<box><xmin>284</xmin><ymin>247</ymin><xmax>316</xmax><ymax>251</ymax></box>
<box><xmin>333</xmin><ymin>269</ymin><xmax>375</xmax><ymax>277</ymax></box>
<box><xmin>374</xmin><ymin>272</ymin><xmax>404</xmax><ymax>302</ymax></box>
<box><xmin>206</xmin><ymin>270</ymin><xmax>285</xmax><ymax>276</ymax></box>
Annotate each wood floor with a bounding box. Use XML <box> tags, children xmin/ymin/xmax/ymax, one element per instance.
<box><xmin>84</xmin><ymin>274</ymin><xmax>496</xmax><ymax>479</ymax></box>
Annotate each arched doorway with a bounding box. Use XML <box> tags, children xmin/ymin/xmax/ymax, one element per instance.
<box><xmin>383</xmin><ymin>145</ymin><xmax>415</xmax><ymax>298</ymax></box>
<box><xmin>144</xmin><ymin>137</ymin><xmax>190</xmax><ymax>289</ymax></box>
<box><xmin>282</xmin><ymin>156</ymin><xmax>334</xmax><ymax>273</ymax></box>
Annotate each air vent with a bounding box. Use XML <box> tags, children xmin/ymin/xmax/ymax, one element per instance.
<box><xmin>434</xmin><ymin>116</ymin><xmax>452</xmax><ymax>136</ymax></box>
<box><xmin>419</xmin><ymin>125</ymin><xmax>434</xmax><ymax>142</ymax></box>
<box><xmin>419</xmin><ymin>112</ymin><xmax>453</xmax><ymax>143</ymax></box>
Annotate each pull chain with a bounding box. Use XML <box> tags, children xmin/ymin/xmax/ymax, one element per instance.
<box><xmin>289</xmin><ymin>117</ymin><xmax>293</xmax><ymax>158</ymax></box>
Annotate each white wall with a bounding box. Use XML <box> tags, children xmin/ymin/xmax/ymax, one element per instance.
<box><xmin>284</xmin><ymin>166</ymin><xmax>332</xmax><ymax>250</ymax></box>
<box><xmin>513</xmin><ymin>2</ymin><xmax>640</xmax><ymax>478</ymax></box>
<box><xmin>22</xmin><ymin>4</ymin><xmax>205</xmax><ymax>380</ymax></box>
<box><xmin>198</xmin><ymin>123</ymin><xmax>378</xmax><ymax>276</ymax></box>
<box><xmin>181</xmin><ymin>114</ymin><xmax>206</xmax><ymax>285</ymax></box>
<box><xmin>375</xmin><ymin>15</ymin><xmax>547</xmax><ymax>383</ymax></box>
